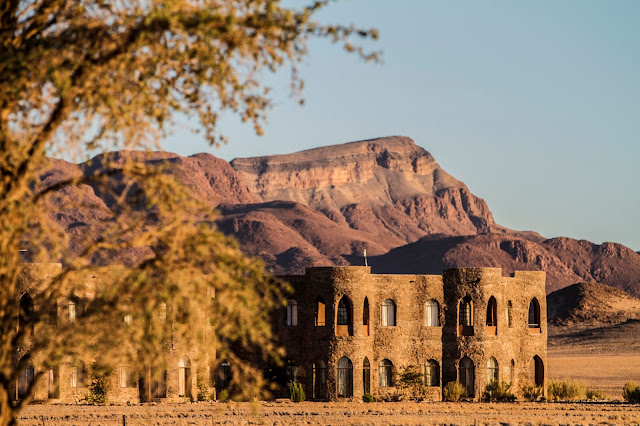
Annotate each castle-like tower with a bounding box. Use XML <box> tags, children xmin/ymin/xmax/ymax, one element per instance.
<box><xmin>276</xmin><ymin>266</ymin><xmax>547</xmax><ymax>401</ymax></box>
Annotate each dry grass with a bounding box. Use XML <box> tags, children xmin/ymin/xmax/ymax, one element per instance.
<box><xmin>18</xmin><ymin>401</ymin><xmax>640</xmax><ymax>425</ymax></box>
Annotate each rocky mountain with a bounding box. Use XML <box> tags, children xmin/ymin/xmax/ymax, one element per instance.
<box><xmin>38</xmin><ymin>136</ymin><xmax>640</xmax><ymax>296</ymax></box>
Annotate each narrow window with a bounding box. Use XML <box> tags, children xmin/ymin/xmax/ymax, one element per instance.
<box><xmin>17</xmin><ymin>362</ymin><xmax>35</xmax><ymax>399</ymax></box>
<box><xmin>157</xmin><ymin>301</ymin><xmax>167</xmax><ymax>322</ymax></box>
<box><xmin>286</xmin><ymin>300</ymin><xmax>298</xmax><ymax>326</ymax></box>
<box><xmin>486</xmin><ymin>297</ymin><xmax>497</xmax><ymax>326</ymax></box>
<box><xmin>314</xmin><ymin>297</ymin><xmax>326</xmax><ymax>326</ymax></box>
<box><xmin>381</xmin><ymin>299</ymin><xmax>396</xmax><ymax>327</ymax></box>
<box><xmin>336</xmin><ymin>357</ymin><xmax>353</xmax><ymax>398</ymax></box>
<box><xmin>363</xmin><ymin>357</ymin><xmax>371</xmax><ymax>395</ymax></box>
<box><xmin>119</xmin><ymin>366</ymin><xmax>132</xmax><ymax>388</ymax></box>
<box><xmin>68</xmin><ymin>300</ymin><xmax>76</xmax><ymax>322</ymax></box>
<box><xmin>425</xmin><ymin>359</ymin><xmax>440</xmax><ymax>386</ymax></box>
<box><xmin>509</xmin><ymin>359</ymin><xmax>515</xmax><ymax>384</ymax></box>
<box><xmin>425</xmin><ymin>299</ymin><xmax>439</xmax><ymax>327</ymax></box>
<box><xmin>47</xmin><ymin>301</ymin><xmax>58</xmax><ymax>327</ymax></box>
<box><xmin>217</xmin><ymin>361</ymin><xmax>231</xmax><ymax>390</ymax></box>
<box><xmin>71</xmin><ymin>360</ymin><xmax>85</xmax><ymax>388</ymax></box>
<box><xmin>363</xmin><ymin>297</ymin><xmax>370</xmax><ymax>336</ymax></box>
<box><xmin>459</xmin><ymin>297</ymin><xmax>472</xmax><ymax>326</ymax></box>
<box><xmin>506</xmin><ymin>301</ymin><xmax>513</xmax><ymax>328</ymax></box>
<box><xmin>459</xmin><ymin>357</ymin><xmax>475</xmax><ymax>397</ymax></box>
<box><xmin>379</xmin><ymin>359</ymin><xmax>393</xmax><ymax>387</ymax></box>
<box><xmin>19</xmin><ymin>293</ymin><xmax>34</xmax><ymax>336</ymax></box>
<box><xmin>337</xmin><ymin>298</ymin><xmax>348</xmax><ymax>325</ymax></box>
<box><xmin>487</xmin><ymin>357</ymin><xmax>499</xmax><ymax>384</ymax></box>
<box><xmin>528</xmin><ymin>298</ymin><xmax>541</xmax><ymax>328</ymax></box>
<box><xmin>335</xmin><ymin>296</ymin><xmax>352</xmax><ymax>336</ymax></box>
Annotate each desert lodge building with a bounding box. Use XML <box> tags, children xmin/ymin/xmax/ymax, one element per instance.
<box><xmin>13</xmin><ymin>264</ymin><xmax>547</xmax><ymax>403</ymax></box>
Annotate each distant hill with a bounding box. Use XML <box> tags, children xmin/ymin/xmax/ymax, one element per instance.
<box><xmin>39</xmin><ymin>136</ymin><xmax>640</xmax><ymax>297</ymax></box>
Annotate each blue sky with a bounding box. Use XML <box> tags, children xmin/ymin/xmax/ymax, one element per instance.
<box><xmin>162</xmin><ymin>0</ymin><xmax>640</xmax><ymax>251</ymax></box>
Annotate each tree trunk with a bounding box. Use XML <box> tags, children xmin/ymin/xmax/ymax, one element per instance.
<box><xmin>0</xmin><ymin>383</ymin><xmax>17</xmax><ymax>426</ymax></box>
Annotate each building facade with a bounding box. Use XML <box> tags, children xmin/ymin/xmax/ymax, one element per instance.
<box><xmin>276</xmin><ymin>266</ymin><xmax>547</xmax><ymax>401</ymax></box>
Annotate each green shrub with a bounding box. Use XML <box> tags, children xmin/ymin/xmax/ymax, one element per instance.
<box><xmin>623</xmin><ymin>382</ymin><xmax>640</xmax><ymax>403</ymax></box>
<box><xmin>288</xmin><ymin>382</ymin><xmax>305</xmax><ymax>403</ymax></box>
<box><xmin>483</xmin><ymin>380</ymin><xmax>516</xmax><ymax>402</ymax></box>
<box><xmin>443</xmin><ymin>381</ymin><xmax>466</xmax><ymax>402</ymax></box>
<box><xmin>586</xmin><ymin>388</ymin><xmax>604</xmax><ymax>401</ymax></box>
<box><xmin>196</xmin><ymin>378</ymin><xmax>210</xmax><ymax>401</ymax></box>
<box><xmin>521</xmin><ymin>383</ymin><xmax>543</xmax><ymax>401</ymax></box>
<box><xmin>85</xmin><ymin>363</ymin><xmax>112</xmax><ymax>404</ymax></box>
<box><xmin>363</xmin><ymin>393</ymin><xmax>374</xmax><ymax>403</ymax></box>
<box><xmin>547</xmin><ymin>380</ymin><xmax>585</xmax><ymax>401</ymax></box>
<box><xmin>395</xmin><ymin>365</ymin><xmax>427</xmax><ymax>401</ymax></box>
<box><xmin>218</xmin><ymin>389</ymin><xmax>229</xmax><ymax>402</ymax></box>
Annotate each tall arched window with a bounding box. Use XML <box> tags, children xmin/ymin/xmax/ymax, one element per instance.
<box><xmin>459</xmin><ymin>297</ymin><xmax>472</xmax><ymax>326</ymax></box>
<box><xmin>528</xmin><ymin>298</ymin><xmax>541</xmax><ymax>330</ymax></box>
<box><xmin>286</xmin><ymin>300</ymin><xmax>298</xmax><ymax>326</ymax></box>
<box><xmin>459</xmin><ymin>356</ymin><xmax>475</xmax><ymax>397</ymax></box>
<box><xmin>178</xmin><ymin>356</ymin><xmax>191</xmax><ymax>398</ymax></box>
<box><xmin>337</xmin><ymin>357</ymin><xmax>353</xmax><ymax>398</ymax></box>
<box><xmin>19</xmin><ymin>293</ymin><xmax>34</xmax><ymax>336</ymax></box>
<box><xmin>379</xmin><ymin>359</ymin><xmax>393</xmax><ymax>387</ymax></box>
<box><xmin>362</xmin><ymin>357</ymin><xmax>371</xmax><ymax>395</ymax></box>
<box><xmin>486</xmin><ymin>296</ymin><xmax>497</xmax><ymax>335</ymax></box>
<box><xmin>312</xmin><ymin>360</ymin><xmax>327</xmax><ymax>399</ymax></box>
<box><xmin>530</xmin><ymin>355</ymin><xmax>544</xmax><ymax>387</ymax></box>
<box><xmin>425</xmin><ymin>359</ymin><xmax>440</xmax><ymax>386</ymax></box>
<box><xmin>336</xmin><ymin>296</ymin><xmax>352</xmax><ymax>336</ymax></box>
<box><xmin>363</xmin><ymin>297</ymin><xmax>370</xmax><ymax>336</ymax></box>
<box><xmin>71</xmin><ymin>360</ymin><xmax>85</xmax><ymax>388</ymax></box>
<box><xmin>425</xmin><ymin>299</ymin><xmax>439</xmax><ymax>327</ymax></box>
<box><xmin>506</xmin><ymin>301</ymin><xmax>513</xmax><ymax>328</ymax></box>
<box><xmin>314</xmin><ymin>297</ymin><xmax>326</xmax><ymax>327</ymax></box>
<box><xmin>509</xmin><ymin>359</ymin><xmax>515</xmax><ymax>384</ymax></box>
<box><xmin>381</xmin><ymin>299</ymin><xmax>396</xmax><ymax>327</ymax></box>
<box><xmin>487</xmin><ymin>357</ymin><xmax>499</xmax><ymax>384</ymax></box>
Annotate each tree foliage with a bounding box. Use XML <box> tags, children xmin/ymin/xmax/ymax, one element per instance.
<box><xmin>0</xmin><ymin>0</ymin><xmax>378</xmax><ymax>423</ymax></box>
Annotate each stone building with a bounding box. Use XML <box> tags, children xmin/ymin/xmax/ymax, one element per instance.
<box><xmin>275</xmin><ymin>266</ymin><xmax>547</xmax><ymax>401</ymax></box>
<box><xmin>12</xmin><ymin>263</ymin><xmax>546</xmax><ymax>403</ymax></box>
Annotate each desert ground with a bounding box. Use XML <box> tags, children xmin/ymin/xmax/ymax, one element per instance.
<box><xmin>18</xmin><ymin>401</ymin><xmax>640</xmax><ymax>425</ymax></box>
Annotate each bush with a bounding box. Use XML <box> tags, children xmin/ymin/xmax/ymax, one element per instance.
<box><xmin>85</xmin><ymin>363</ymin><xmax>112</xmax><ymax>404</ymax></box>
<box><xmin>218</xmin><ymin>389</ymin><xmax>229</xmax><ymax>402</ymax></box>
<box><xmin>521</xmin><ymin>383</ymin><xmax>543</xmax><ymax>402</ymax></box>
<box><xmin>623</xmin><ymin>382</ymin><xmax>640</xmax><ymax>403</ymax></box>
<box><xmin>395</xmin><ymin>365</ymin><xmax>427</xmax><ymax>401</ymax></box>
<box><xmin>363</xmin><ymin>393</ymin><xmax>374</xmax><ymax>403</ymax></box>
<box><xmin>586</xmin><ymin>388</ymin><xmax>604</xmax><ymax>401</ymax></box>
<box><xmin>196</xmin><ymin>378</ymin><xmax>210</xmax><ymax>402</ymax></box>
<box><xmin>547</xmin><ymin>380</ymin><xmax>585</xmax><ymax>401</ymax></box>
<box><xmin>288</xmin><ymin>382</ymin><xmax>305</xmax><ymax>403</ymax></box>
<box><xmin>443</xmin><ymin>381</ymin><xmax>466</xmax><ymax>402</ymax></box>
<box><xmin>483</xmin><ymin>381</ymin><xmax>516</xmax><ymax>402</ymax></box>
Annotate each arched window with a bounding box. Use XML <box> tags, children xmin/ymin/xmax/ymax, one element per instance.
<box><xmin>337</xmin><ymin>357</ymin><xmax>353</xmax><ymax>398</ymax></box>
<box><xmin>157</xmin><ymin>301</ymin><xmax>167</xmax><ymax>322</ymax></box>
<box><xmin>217</xmin><ymin>361</ymin><xmax>231</xmax><ymax>390</ymax></box>
<box><xmin>362</xmin><ymin>357</ymin><xmax>371</xmax><ymax>395</ymax></box>
<box><xmin>314</xmin><ymin>297</ymin><xmax>326</xmax><ymax>326</ymax></box>
<box><xmin>178</xmin><ymin>356</ymin><xmax>191</xmax><ymax>398</ymax></box>
<box><xmin>48</xmin><ymin>367</ymin><xmax>60</xmax><ymax>399</ymax></box>
<box><xmin>381</xmin><ymin>299</ymin><xmax>396</xmax><ymax>327</ymax></box>
<box><xmin>425</xmin><ymin>300</ymin><xmax>439</xmax><ymax>327</ymax></box>
<box><xmin>286</xmin><ymin>300</ymin><xmax>298</xmax><ymax>326</ymax></box>
<box><xmin>486</xmin><ymin>296</ymin><xmax>497</xmax><ymax>326</ymax></box>
<box><xmin>506</xmin><ymin>301</ymin><xmax>513</xmax><ymax>328</ymax></box>
<box><xmin>312</xmin><ymin>360</ymin><xmax>327</xmax><ymax>399</ymax></box>
<box><xmin>459</xmin><ymin>357</ymin><xmax>475</xmax><ymax>397</ymax></box>
<box><xmin>19</xmin><ymin>293</ymin><xmax>34</xmax><ymax>336</ymax></box>
<box><xmin>459</xmin><ymin>296</ymin><xmax>472</xmax><ymax>326</ymax></box>
<box><xmin>528</xmin><ymin>298</ymin><xmax>541</xmax><ymax>329</ymax></box>
<box><xmin>17</xmin><ymin>361</ymin><xmax>34</xmax><ymax>399</ymax></box>
<box><xmin>487</xmin><ymin>357</ymin><xmax>499</xmax><ymax>384</ymax></box>
<box><xmin>68</xmin><ymin>298</ymin><xmax>82</xmax><ymax>322</ymax></box>
<box><xmin>336</xmin><ymin>296</ymin><xmax>352</xmax><ymax>336</ymax></box>
<box><xmin>530</xmin><ymin>355</ymin><xmax>544</xmax><ymax>387</ymax></box>
<box><xmin>363</xmin><ymin>297</ymin><xmax>370</xmax><ymax>336</ymax></box>
<box><xmin>509</xmin><ymin>359</ymin><xmax>515</xmax><ymax>384</ymax></box>
<box><xmin>71</xmin><ymin>360</ymin><xmax>85</xmax><ymax>388</ymax></box>
<box><xmin>425</xmin><ymin>359</ymin><xmax>440</xmax><ymax>386</ymax></box>
<box><xmin>378</xmin><ymin>359</ymin><xmax>393</xmax><ymax>387</ymax></box>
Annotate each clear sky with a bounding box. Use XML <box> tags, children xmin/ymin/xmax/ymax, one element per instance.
<box><xmin>162</xmin><ymin>0</ymin><xmax>640</xmax><ymax>251</ymax></box>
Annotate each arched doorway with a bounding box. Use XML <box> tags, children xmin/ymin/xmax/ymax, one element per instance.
<box><xmin>178</xmin><ymin>356</ymin><xmax>191</xmax><ymax>398</ymax></box>
<box><xmin>362</xmin><ymin>357</ymin><xmax>370</xmax><ymax>395</ymax></box>
<box><xmin>459</xmin><ymin>356</ymin><xmax>475</xmax><ymax>397</ymax></box>
<box><xmin>529</xmin><ymin>355</ymin><xmax>544</xmax><ymax>387</ymax></box>
<box><xmin>337</xmin><ymin>356</ymin><xmax>353</xmax><ymax>398</ymax></box>
<box><xmin>312</xmin><ymin>360</ymin><xmax>327</xmax><ymax>399</ymax></box>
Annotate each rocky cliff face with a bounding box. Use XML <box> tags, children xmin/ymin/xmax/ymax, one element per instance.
<box><xmin>37</xmin><ymin>136</ymin><xmax>640</xmax><ymax>297</ymax></box>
